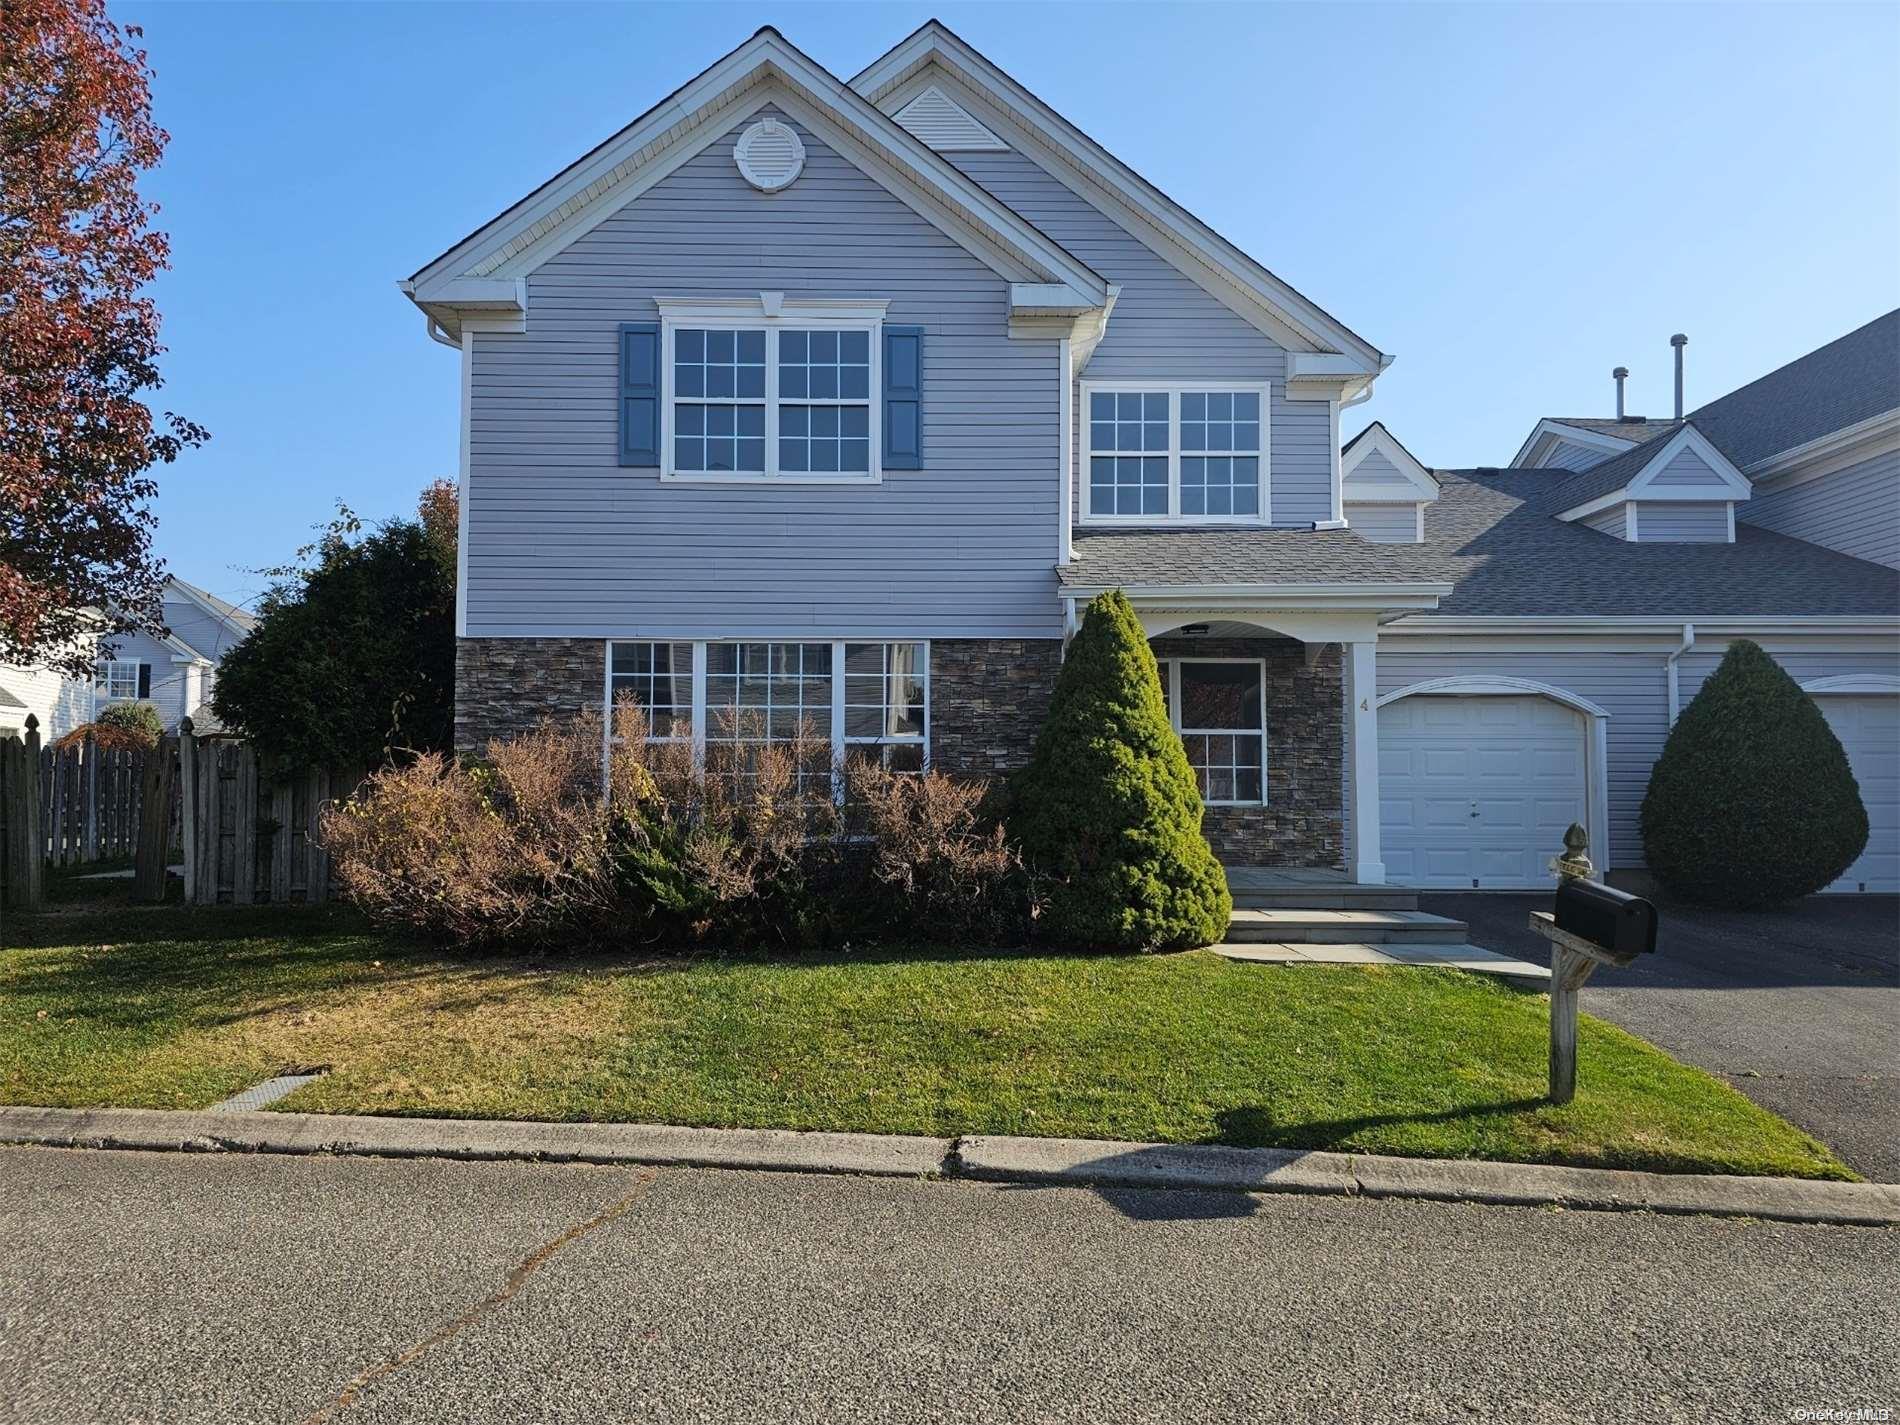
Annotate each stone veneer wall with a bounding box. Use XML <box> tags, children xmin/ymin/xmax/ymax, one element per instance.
<box><xmin>1149</xmin><ymin>636</ymin><xmax>1344</xmax><ymax>869</ymax></box>
<box><xmin>928</xmin><ymin>638</ymin><xmax>1064</xmax><ymax>777</ymax></box>
<box><xmin>455</xmin><ymin>637</ymin><xmax>604</xmax><ymax>756</ymax></box>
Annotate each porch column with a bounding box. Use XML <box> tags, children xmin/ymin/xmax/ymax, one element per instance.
<box><xmin>1343</xmin><ymin>637</ymin><xmax>1384</xmax><ymax>885</ymax></box>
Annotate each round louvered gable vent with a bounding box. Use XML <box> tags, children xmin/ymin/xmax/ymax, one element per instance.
<box><xmin>734</xmin><ymin>118</ymin><xmax>805</xmax><ymax>192</ymax></box>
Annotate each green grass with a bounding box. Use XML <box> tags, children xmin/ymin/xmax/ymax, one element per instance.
<box><xmin>0</xmin><ymin>893</ymin><xmax>1853</xmax><ymax>1180</ymax></box>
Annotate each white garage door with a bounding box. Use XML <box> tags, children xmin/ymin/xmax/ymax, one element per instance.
<box><xmin>1816</xmin><ymin>695</ymin><xmax>1899</xmax><ymax>893</ymax></box>
<box><xmin>1380</xmin><ymin>695</ymin><xmax>1588</xmax><ymax>889</ymax></box>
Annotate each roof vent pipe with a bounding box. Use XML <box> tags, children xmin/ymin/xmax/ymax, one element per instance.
<box><xmin>1671</xmin><ymin>334</ymin><xmax>1688</xmax><ymax>419</ymax></box>
<box><xmin>1613</xmin><ymin>366</ymin><xmax>1629</xmax><ymax>419</ymax></box>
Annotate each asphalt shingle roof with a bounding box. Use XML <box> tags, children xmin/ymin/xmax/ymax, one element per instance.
<box><xmin>1063</xmin><ymin>469</ymin><xmax>1900</xmax><ymax>619</ymax></box>
<box><xmin>1539</xmin><ymin>423</ymin><xmax>1688</xmax><ymax>515</ymax></box>
<box><xmin>1546</xmin><ymin>416</ymin><xmax>1678</xmax><ymax>445</ymax></box>
<box><xmin>1684</xmin><ymin>309</ymin><xmax>1900</xmax><ymax>471</ymax></box>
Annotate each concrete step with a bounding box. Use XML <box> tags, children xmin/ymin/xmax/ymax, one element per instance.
<box><xmin>1231</xmin><ymin>890</ymin><xmax>1421</xmax><ymax>912</ymax></box>
<box><xmin>1226</xmin><ymin>908</ymin><xmax>1469</xmax><ymax>945</ymax></box>
<box><xmin>1211</xmin><ymin>941</ymin><xmax>1550</xmax><ymax>982</ymax></box>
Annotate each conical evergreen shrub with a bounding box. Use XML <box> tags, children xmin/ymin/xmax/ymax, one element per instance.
<box><xmin>1010</xmin><ymin>591</ymin><xmax>1232</xmax><ymax>949</ymax></box>
<box><xmin>1640</xmin><ymin>639</ymin><xmax>1868</xmax><ymax>907</ymax></box>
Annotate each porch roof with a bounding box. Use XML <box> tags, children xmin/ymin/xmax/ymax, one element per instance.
<box><xmin>1061</xmin><ymin>527</ymin><xmax>1455</xmax><ymax>602</ymax></box>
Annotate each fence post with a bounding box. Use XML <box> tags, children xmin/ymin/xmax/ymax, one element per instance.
<box><xmin>11</xmin><ymin>717</ymin><xmax>46</xmax><ymax>910</ymax></box>
<box><xmin>232</xmin><ymin>743</ymin><xmax>258</xmax><ymax>904</ymax></box>
<box><xmin>178</xmin><ymin>718</ymin><xmax>201</xmax><ymax>904</ymax></box>
<box><xmin>134</xmin><ymin>734</ymin><xmax>178</xmax><ymax>903</ymax></box>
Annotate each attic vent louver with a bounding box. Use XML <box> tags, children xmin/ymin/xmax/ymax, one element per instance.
<box><xmin>735</xmin><ymin>118</ymin><xmax>805</xmax><ymax>192</ymax></box>
<box><xmin>891</xmin><ymin>85</ymin><xmax>1008</xmax><ymax>152</ymax></box>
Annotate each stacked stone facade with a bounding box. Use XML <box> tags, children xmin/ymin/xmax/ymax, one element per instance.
<box><xmin>453</xmin><ymin>632</ymin><xmax>1342</xmax><ymax>867</ymax></box>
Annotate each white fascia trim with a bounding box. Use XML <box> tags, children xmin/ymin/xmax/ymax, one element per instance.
<box><xmin>851</xmin><ymin>30</ymin><xmax>1385</xmax><ymax>370</ymax></box>
<box><xmin>656</xmin><ymin>295</ymin><xmax>891</xmax><ymax>322</ymax></box>
<box><xmin>1058</xmin><ymin>581</ymin><xmax>1452</xmax><ymax>609</ymax></box>
<box><xmin>1341</xmin><ymin>422</ymin><xmax>1439</xmax><ymax>502</ymax></box>
<box><xmin>1384</xmin><ymin>615</ymin><xmax>1900</xmax><ymax>636</ymax></box>
<box><xmin>1745</xmin><ymin>407</ymin><xmax>1900</xmax><ymax>486</ymax></box>
<box><xmin>1509</xmin><ymin>418</ymin><xmax>1638</xmax><ymax>470</ymax></box>
<box><xmin>406</xmin><ymin>34</ymin><xmax>1105</xmax><ymax>305</ymax></box>
<box><xmin>1555</xmin><ymin>426</ymin><xmax>1751</xmax><ymax>522</ymax></box>
<box><xmin>1800</xmin><ymin>673</ymin><xmax>1900</xmax><ymax>695</ymax></box>
<box><xmin>1375</xmin><ymin>675</ymin><xmax>1612</xmax><ymax>721</ymax></box>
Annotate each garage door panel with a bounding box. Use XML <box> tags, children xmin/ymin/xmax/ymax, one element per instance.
<box><xmin>1816</xmin><ymin>695</ymin><xmax>1899</xmax><ymax>893</ymax></box>
<box><xmin>1380</xmin><ymin>694</ymin><xmax>1588</xmax><ymax>890</ymax></box>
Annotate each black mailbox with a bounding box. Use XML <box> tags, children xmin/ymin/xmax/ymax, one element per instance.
<box><xmin>1554</xmin><ymin>879</ymin><xmax>1657</xmax><ymax>961</ymax></box>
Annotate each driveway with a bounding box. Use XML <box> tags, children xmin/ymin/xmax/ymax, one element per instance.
<box><xmin>1428</xmin><ymin>892</ymin><xmax>1900</xmax><ymax>1181</ymax></box>
<box><xmin>3</xmin><ymin>1147</ymin><xmax>1895</xmax><ymax>1424</ymax></box>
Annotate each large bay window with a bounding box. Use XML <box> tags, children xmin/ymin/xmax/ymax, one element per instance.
<box><xmin>1082</xmin><ymin>381</ymin><xmax>1269</xmax><ymax>523</ymax></box>
<box><xmin>659</xmin><ymin>298</ymin><xmax>885</xmax><ymax>482</ymax></box>
<box><xmin>1158</xmin><ymin>658</ymin><xmax>1267</xmax><ymax>805</ymax></box>
<box><xmin>607</xmin><ymin>639</ymin><xmax>929</xmax><ymax>777</ymax></box>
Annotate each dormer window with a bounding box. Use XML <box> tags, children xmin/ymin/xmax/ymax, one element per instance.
<box><xmin>1081</xmin><ymin>381</ymin><xmax>1269</xmax><ymax>523</ymax></box>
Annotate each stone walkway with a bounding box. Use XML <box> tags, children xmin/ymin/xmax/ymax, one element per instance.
<box><xmin>1210</xmin><ymin>940</ymin><xmax>1550</xmax><ymax>981</ymax></box>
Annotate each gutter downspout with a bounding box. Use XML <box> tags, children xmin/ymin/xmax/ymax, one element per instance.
<box><xmin>1665</xmin><ymin>621</ymin><xmax>1696</xmax><ymax>723</ymax></box>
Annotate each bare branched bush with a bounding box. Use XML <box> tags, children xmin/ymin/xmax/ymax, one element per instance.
<box><xmin>324</xmin><ymin>693</ymin><xmax>1031</xmax><ymax>949</ymax></box>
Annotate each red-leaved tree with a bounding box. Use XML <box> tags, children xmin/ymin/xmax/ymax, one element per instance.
<box><xmin>1</xmin><ymin>0</ymin><xmax>204</xmax><ymax>679</ymax></box>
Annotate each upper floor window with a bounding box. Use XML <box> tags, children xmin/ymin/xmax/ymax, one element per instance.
<box><xmin>1082</xmin><ymin>382</ymin><xmax>1269</xmax><ymax>524</ymax></box>
<box><xmin>658</xmin><ymin>298</ymin><xmax>886</xmax><ymax>483</ymax></box>
<box><xmin>97</xmin><ymin>659</ymin><xmax>142</xmax><ymax>702</ymax></box>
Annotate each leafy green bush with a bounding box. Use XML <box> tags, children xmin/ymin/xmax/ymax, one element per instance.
<box><xmin>1007</xmin><ymin>590</ymin><xmax>1231</xmax><ymax>950</ymax></box>
<box><xmin>1640</xmin><ymin>639</ymin><xmax>1868</xmax><ymax>907</ymax></box>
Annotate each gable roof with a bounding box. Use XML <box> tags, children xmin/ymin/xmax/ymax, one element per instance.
<box><xmin>1685</xmin><ymin>309</ymin><xmax>1900</xmax><ymax>473</ymax></box>
<box><xmin>1062</xmin><ymin>468</ymin><xmax>1899</xmax><ymax>619</ymax></box>
<box><xmin>1342</xmin><ymin>421</ymin><xmax>1439</xmax><ymax>501</ymax></box>
<box><xmin>403</xmin><ymin>27</ymin><xmax>1107</xmax><ymax>336</ymax></box>
<box><xmin>850</xmin><ymin>21</ymin><xmax>1387</xmax><ymax>373</ymax></box>
<box><xmin>166</xmin><ymin>577</ymin><xmax>255</xmax><ymax>635</ymax></box>
<box><xmin>1542</xmin><ymin>422</ymin><xmax>1751</xmax><ymax>519</ymax></box>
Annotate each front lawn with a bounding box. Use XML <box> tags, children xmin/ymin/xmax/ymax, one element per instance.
<box><xmin>0</xmin><ymin>895</ymin><xmax>1852</xmax><ymax>1180</ymax></box>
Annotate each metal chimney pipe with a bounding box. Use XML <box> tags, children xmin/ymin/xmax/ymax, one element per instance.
<box><xmin>1671</xmin><ymin>334</ymin><xmax>1688</xmax><ymax>419</ymax></box>
<box><xmin>1613</xmin><ymin>366</ymin><xmax>1629</xmax><ymax>419</ymax></box>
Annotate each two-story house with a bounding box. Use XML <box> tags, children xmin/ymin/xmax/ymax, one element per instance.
<box><xmin>404</xmin><ymin>22</ymin><xmax>1899</xmax><ymax>897</ymax></box>
<box><xmin>0</xmin><ymin>577</ymin><xmax>255</xmax><ymax>739</ymax></box>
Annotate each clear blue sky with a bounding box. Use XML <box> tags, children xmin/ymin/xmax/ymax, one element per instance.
<box><xmin>121</xmin><ymin>0</ymin><xmax>1900</xmax><ymax>609</ymax></box>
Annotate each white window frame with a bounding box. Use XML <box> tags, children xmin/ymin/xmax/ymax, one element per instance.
<box><xmin>1157</xmin><ymin>656</ymin><xmax>1269</xmax><ymax>806</ymax></box>
<box><xmin>603</xmin><ymin>638</ymin><xmax>930</xmax><ymax>785</ymax></box>
<box><xmin>1080</xmin><ymin>379</ymin><xmax>1272</xmax><ymax>526</ymax></box>
<box><xmin>97</xmin><ymin>659</ymin><xmax>141</xmax><ymax>703</ymax></box>
<box><xmin>656</xmin><ymin>296</ymin><xmax>888</xmax><ymax>485</ymax></box>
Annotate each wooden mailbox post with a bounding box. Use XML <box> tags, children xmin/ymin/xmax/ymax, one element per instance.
<box><xmin>1527</xmin><ymin>824</ymin><xmax>1656</xmax><ymax>1105</ymax></box>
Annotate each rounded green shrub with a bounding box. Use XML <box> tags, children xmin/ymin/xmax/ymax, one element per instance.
<box><xmin>96</xmin><ymin>700</ymin><xmax>162</xmax><ymax>743</ymax></box>
<box><xmin>1009</xmin><ymin>590</ymin><xmax>1231</xmax><ymax>950</ymax></box>
<box><xmin>1640</xmin><ymin>639</ymin><xmax>1868</xmax><ymax>908</ymax></box>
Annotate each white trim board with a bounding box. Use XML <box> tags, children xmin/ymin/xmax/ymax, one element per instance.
<box><xmin>1801</xmin><ymin>674</ymin><xmax>1900</xmax><ymax>695</ymax></box>
<box><xmin>1509</xmin><ymin>418</ymin><xmax>1641</xmax><ymax>471</ymax></box>
<box><xmin>1341</xmin><ymin>421</ymin><xmax>1439</xmax><ymax>502</ymax></box>
<box><xmin>1555</xmin><ymin>425</ymin><xmax>1753</xmax><ymax>523</ymax></box>
<box><xmin>1077</xmin><ymin>379</ymin><xmax>1272</xmax><ymax>526</ymax></box>
<box><xmin>851</xmin><ymin>24</ymin><xmax>1386</xmax><ymax>374</ymax></box>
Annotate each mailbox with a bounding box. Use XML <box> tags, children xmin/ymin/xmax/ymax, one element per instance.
<box><xmin>1553</xmin><ymin>878</ymin><xmax>1657</xmax><ymax>961</ymax></box>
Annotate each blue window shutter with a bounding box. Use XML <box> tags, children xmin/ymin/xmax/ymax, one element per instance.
<box><xmin>883</xmin><ymin>325</ymin><xmax>923</xmax><ymax>471</ymax></box>
<box><xmin>136</xmin><ymin>664</ymin><xmax>151</xmax><ymax>699</ymax></box>
<box><xmin>619</xmin><ymin>322</ymin><xmax>660</xmax><ymax>466</ymax></box>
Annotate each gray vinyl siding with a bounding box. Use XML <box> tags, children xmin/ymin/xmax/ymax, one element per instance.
<box><xmin>163</xmin><ymin>600</ymin><xmax>248</xmax><ymax>666</ymax></box>
<box><xmin>465</xmin><ymin>109</ymin><xmax>1062</xmax><ymax>640</ymax></box>
<box><xmin>1343</xmin><ymin>503</ymin><xmax>1419</xmax><ymax>543</ymax></box>
<box><xmin>1634</xmin><ymin>501</ymin><xmax>1730</xmax><ymax>542</ymax></box>
<box><xmin>1379</xmin><ymin>635</ymin><xmax>1900</xmax><ymax>875</ymax></box>
<box><xmin>1649</xmin><ymin>445</ymin><xmax>1729</xmax><ymax>488</ymax></box>
<box><xmin>1580</xmin><ymin>504</ymin><xmax>1628</xmax><ymax>539</ymax></box>
<box><xmin>97</xmin><ymin>628</ymin><xmax>192</xmax><ymax>729</ymax></box>
<box><xmin>1344</xmin><ymin>447</ymin><xmax>1404</xmax><ymax>491</ymax></box>
<box><xmin>938</xmin><ymin>146</ymin><xmax>1330</xmax><ymax>526</ymax></box>
<box><xmin>1738</xmin><ymin>447</ymin><xmax>1900</xmax><ymax>569</ymax></box>
<box><xmin>1543</xmin><ymin>438</ymin><xmax>1615</xmax><ymax>471</ymax></box>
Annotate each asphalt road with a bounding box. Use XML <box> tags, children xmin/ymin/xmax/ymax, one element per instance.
<box><xmin>3</xmin><ymin>1148</ymin><xmax>1895</xmax><ymax>1424</ymax></box>
<box><xmin>1430</xmin><ymin>893</ymin><xmax>1900</xmax><ymax>1181</ymax></box>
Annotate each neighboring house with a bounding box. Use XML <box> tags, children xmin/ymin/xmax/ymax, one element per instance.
<box><xmin>402</xmin><ymin>22</ymin><xmax>1900</xmax><ymax>898</ymax></box>
<box><xmin>0</xmin><ymin>577</ymin><xmax>256</xmax><ymax>739</ymax></box>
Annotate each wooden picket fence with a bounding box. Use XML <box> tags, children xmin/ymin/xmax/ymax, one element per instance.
<box><xmin>176</xmin><ymin>719</ymin><xmax>368</xmax><ymax>906</ymax></box>
<box><xmin>0</xmin><ymin>713</ymin><xmax>367</xmax><ymax>911</ymax></box>
<box><xmin>38</xmin><ymin>732</ymin><xmax>159</xmax><ymax>867</ymax></box>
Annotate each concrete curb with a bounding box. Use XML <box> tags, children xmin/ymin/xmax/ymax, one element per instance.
<box><xmin>2</xmin><ymin>1107</ymin><xmax>1895</xmax><ymax>1227</ymax></box>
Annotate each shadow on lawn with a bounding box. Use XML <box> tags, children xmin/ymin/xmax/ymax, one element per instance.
<box><xmin>1209</xmin><ymin>1100</ymin><xmax>1550</xmax><ymax>1153</ymax></box>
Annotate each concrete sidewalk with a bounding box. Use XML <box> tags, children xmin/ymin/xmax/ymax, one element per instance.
<box><xmin>2</xmin><ymin>1104</ymin><xmax>1894</xmax><ymax>1227</ymax></box>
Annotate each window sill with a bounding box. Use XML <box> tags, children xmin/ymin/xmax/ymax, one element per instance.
<box><xmin>659</xmin><ymin>472</ymin><xmax>884</xmax><ymax>486</ymax></box>
<box><xmin>1077</xmin><ymin>516</ymin><xmax>1276</xmax><ymax>528</ymax></box>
